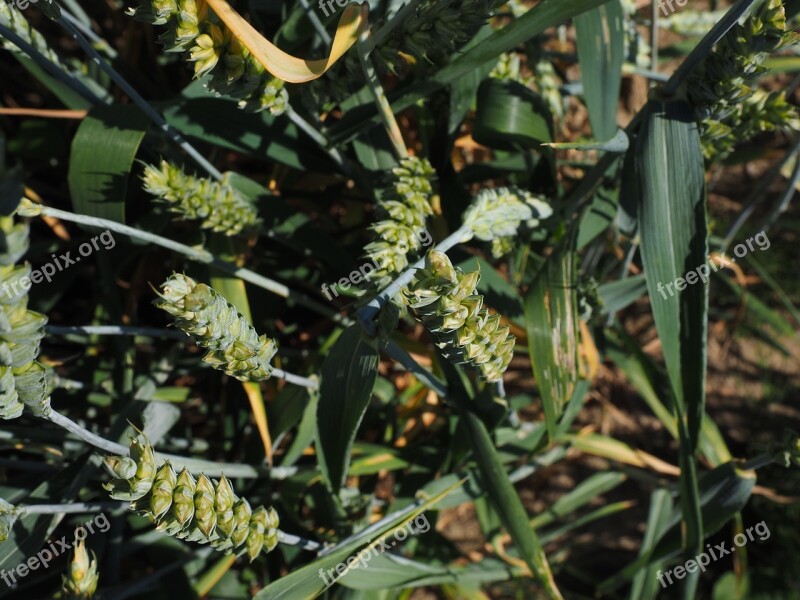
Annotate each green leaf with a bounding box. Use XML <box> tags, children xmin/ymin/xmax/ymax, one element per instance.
<box><xmin>281</xmin><ymin>388</ymin><xmax>319</xmax><ymax>467</ymax></box>
<box><xmin>637</xmin><ymin>99</ymin><xmax>708</xmax><ymax>570</ymax></box>
<box><xmin>577</xmin><ymin>183</ymin><xmax>619</xmax><ymax>249</ymax></box>
<box><xmin>524</xmin><ymin>233</ymin><xmax>580</xmax><ymax>441</ymax></box>
<box><xmin>598</xmin><ymin>275</ymin><xmax>647</xmax><ymax>314</ymax></box>
<box><xmin>474</xmin><ymin>79</ymin><xmax>553</xmax><ymax>149</ymax></box>
<box><xmin>449</xmin><ymin>51</ymin><xmax>493</xmax><ymax>135</ymax></box>
<box><xmin>629</xmin><ymin>490</ymin><xmax>674</xmax><ymax>600</ymax></box>
<box><xmin>606</xmin><ymin>330</ymin><xmax>732</xmax><ymax>467</ymax></box>
<box><xmin>459</xmin><ymin>408</ymin><xmax>563</xmax><ymax>599</ymax></box>
<box><xmin>348</xmin><ymin>444</ymin><xmax>414</xmax><ymax>476</ymax></box>
<box><xmin>544</xmin><ymin>129</ymin><xmax>629</xmax><ymax>152</ymax></box>
<box><xmin>339</xmin><ymin>554</ymin><xmax>526</xmax><ymax>589</ymax></box>
<box><xmin>574</xmin><ymin>0</ymin><xmax>625</xmax><ymax>141</ymax></box>
<box><xmin>316</xmin><ymin>326</ymin><xmax>380</xmax><ymax>491</ymax></box>
<box><xmin>530</xmin><ymin>471</ymin><xmax>627</xmax><ymax>529</ymax></box>
<box><xmin>67</xmin><ymin>104</ymin><xmax>148</xmax><ymax>224</ymax></box>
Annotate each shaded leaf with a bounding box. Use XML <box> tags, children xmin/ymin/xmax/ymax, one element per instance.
<box><xmin>316</xmin><ymin>326</ymin><xmax>380</xmax><ymax>491</ymax></box>
<box><xmin>67</xmin><ymin>104</ymin><xmax>148</xmax><ymax>224</ymax></box>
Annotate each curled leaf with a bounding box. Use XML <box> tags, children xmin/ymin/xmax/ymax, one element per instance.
<box><xmin>205</xmin><ymin>0</ymin><xmax>368</xmax><ymax>83</ymax></box>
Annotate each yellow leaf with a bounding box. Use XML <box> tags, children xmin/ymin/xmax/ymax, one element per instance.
<box><xmin>204</xmin><ymin>0</ymin><xmax>369</xmax><ymax>83</ymax></box>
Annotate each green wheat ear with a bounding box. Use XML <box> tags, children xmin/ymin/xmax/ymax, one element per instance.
<box><xmin>0</xmin><ymin>215</ymin><xmax>49</xmax><ymax>420</ymax></box>
<box><xmin>0</xmin><ymin>499</ymin><xmax>20</xmax><ymax>542</ymax></box>
<box><xmin>125</xmin><ymin>0</ymin><xmax>287</xmax><ymax>115</ymax></box>
<box><xmin>687</xmin><ymin>0</ymin><xmax>800</xmax><ymax>161</ymax></box>
<box><xmin>406</xmin><ymin>250</ymin><xmax>515</xmax><ymax>382</ymax></box>
<box><xmin>103</xmin><ymin>432</ymin><xmax>279</xmax><ymax>561</ymax></box>
<box><xmin>375</xmin><ymin>0</ymin><xmax>508</xmax><ymax>72</ymax></box>
<box><xmin>61</xmin><ymin>540</ymin><xmax>100</xmax><ymax>600</ymax></box>
<box><xmin>462</xmin><ymin>187</ymin><xmax>553</xmax><ymax>258</ymax></box>
<box><xmin>142</xmin><ymin>161</ymin><xmax>260</xmax><ymax>236</ymax></box>
<box><xmin>154</xmin><ymin>273</ymin><xmax>278</xmax><ymax>381</ymax></box>
<box><xmin>363</xmin><ymin>156</ymin><xmax>436</xmax><ymax>289</ymax></box>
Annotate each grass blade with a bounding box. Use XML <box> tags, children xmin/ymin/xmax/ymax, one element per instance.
<box><xmin>316</xmin><ymin>326</ymin><xmax>379</xmax><ymax>491</ymax></box>
<box><xmin>524</xmin><ymin>235</ymin><xmax>580</xmax><ymax>441</ymax></box>
<box><xmin>459</xmin><ymin>407</ymin><xmax>563</xmax><ymax>599</ymax></box>
<box><xmin>629</xmin><ymin>489</ymin><xmax>673</xmax><ymax>600</ymax></box>
<box><xmin>637</xmin><ymin>100</ymin><xmax>709</xmax><ymax>579</ymax></box>
<box><xmin>574</xmin><ymin>0</ymin><xmax>625</xmax><ymax>141</ymax></box>
<box><xmin>67</xmin><ymin>104</ymin><xmax>147</xmax><ymax>224</ymax></box>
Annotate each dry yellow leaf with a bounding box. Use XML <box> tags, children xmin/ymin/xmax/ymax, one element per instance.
<box><xmin>205</xmin><ymin>0</ymin><xmax>369</xmax><ymax>83</ymax></box>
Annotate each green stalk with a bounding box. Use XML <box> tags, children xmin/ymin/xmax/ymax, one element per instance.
<box><xmin>44</xmin><ymin>409</ymin><xmax>298</xmax><ymax>478</ymax></box>
<box><xmin>356</xmin><ymin>30</ymin><xmax>408</xmax><ymax>160</ymax></box>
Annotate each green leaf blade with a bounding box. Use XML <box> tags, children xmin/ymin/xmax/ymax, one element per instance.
<box><xmin>67</xmin><ymin>104</ymin><xmax>148</xmax><ymax>224</ymax></box>
<box><xmin>316</xmin><ymin>326</ymin><xmax>380</xmax><ymax>491</ymax></box>
<box><xmin>574</xmin><ymin>0</ymin><xmax>625</xmax><ymax>141</ymax></box>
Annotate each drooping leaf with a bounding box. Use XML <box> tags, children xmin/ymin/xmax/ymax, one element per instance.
<box><xmin>474</xmin><ymin>78</ymin><xmax>553</xmax><ymax>149</ymax></box>
<box><xmin>205</xmin><ymin>0</ymin><xmax>367</xmax><ymax>83</ymax></box>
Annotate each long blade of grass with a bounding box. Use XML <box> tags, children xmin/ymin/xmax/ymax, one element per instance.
<box><xmin>629</xmin><ymin>489</ymin><xmax>673</xmax><ymax>600</ymax></box>
<box><xmin>316</xmin><ymin>326</ymin><xmax>379</xmax><ymax>491</ymax></box>
<box><xmin>524</xmin><ymin>234</ymin><xmax>580</xmax><ymax>442</ymax></box>
<box><xmin>637</xmin><ymin>99</ymin><xmax>708</xmax><ymax>584</ymax></box>
<box><xmin>459</xmin><ymin>408</ymin><xmax>563</xmax><ymax>599</ymax></box>
<box><xmin>574</xmin><ymin>0</ymin><xmax>625</xmax><ymax>141</ymax></box>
